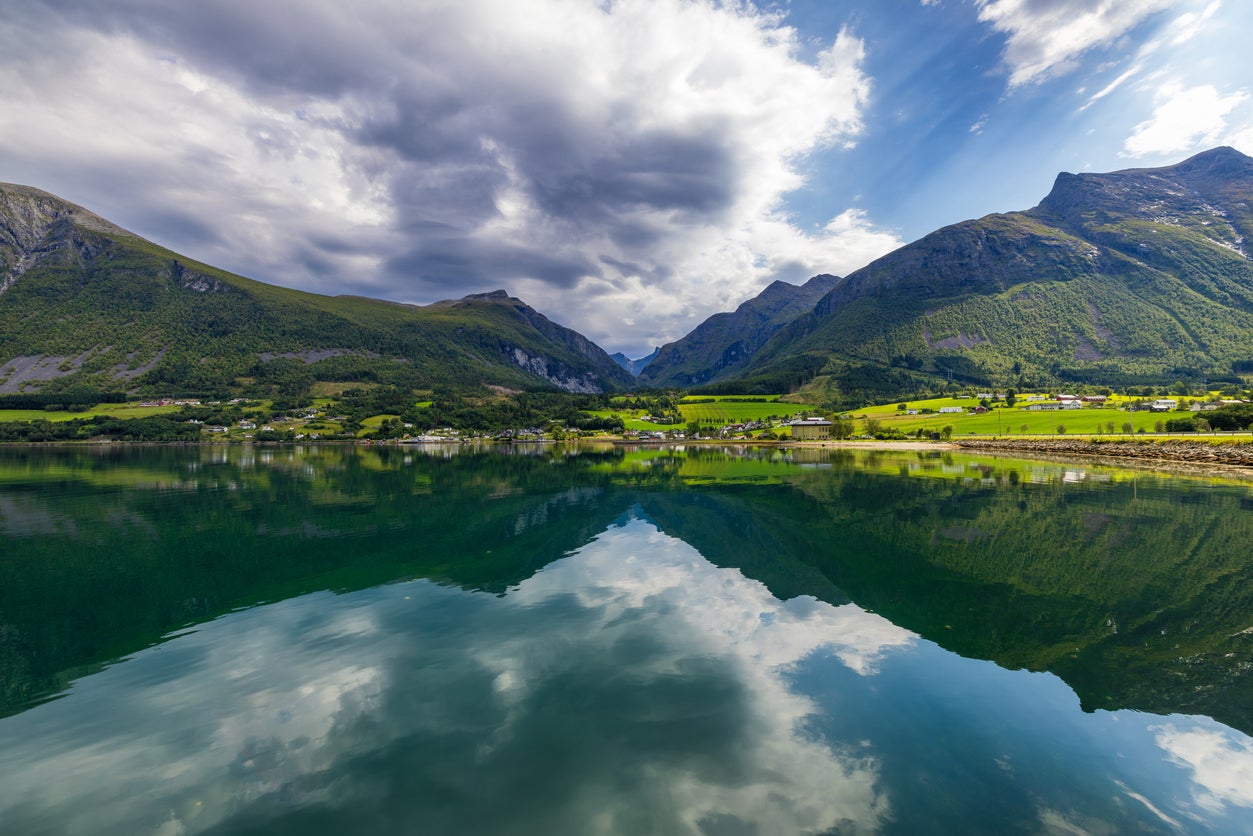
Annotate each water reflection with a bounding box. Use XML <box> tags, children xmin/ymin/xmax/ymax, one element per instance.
<box><xmin>0</xmin><ymin>515</ymin><xmax>901</xmax><ymax>834</ymax></box>
<box><xmin>1</xmin><ymin>445</ymin><xmax>1252</xmax><ymax>833</ymax></box>
<box><xmin>2</xmin><ymin>510</ymin><xmax>1251</xmax><ymax>834</ymax></box>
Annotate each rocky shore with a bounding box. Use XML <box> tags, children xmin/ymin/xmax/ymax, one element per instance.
<box><xmin>956</xmin><ymin>437</ymin><xmax>1253</xmax><ymax>469</ymax></box>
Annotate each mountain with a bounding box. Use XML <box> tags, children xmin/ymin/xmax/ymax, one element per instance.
<box><xmin>638</xmin><ymin>274</ymin><xmax>839</xmax><ymax>388</ymax></box>
<box><xmin>610</xmin><ymin>347</ymin><xmax>659</xmax><ymax>377</ymax></box>
<box><xmin>730</xmin><ymin>147</ymin><xmax>1253</xmax><ymax>401</ymax></box>
<box><xmin>0</xmin><ymin>184</ymin><xmax>634</xmax><ymax>395</ymax></box>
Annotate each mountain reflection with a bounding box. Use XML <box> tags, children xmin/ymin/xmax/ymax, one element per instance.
<box><xmin>1</xmin><ymin>514</ymin><xmax>904</xmax><ymax>835</ymax></box>
<box><xmin>1</xmin><ymin>444</ymin><xmax>1253</xmax><ymax>832</ymax></box>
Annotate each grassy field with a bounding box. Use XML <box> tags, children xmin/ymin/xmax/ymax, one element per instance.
<box><xmin>595</xmin><ymin>395</ymin><xmax>809</xmax><ymax>431</ymax></box>
<box><xmin>0</xmin><ymin>403</ymin><xmax>184</xmax><ymax>423</ymax></box>
<box><xmin>854</xmin><ymin>394</ymin><xmax>1217</xmax><ymax>437</ymax></box>
<box><xmin>678</xmin><ymin>400</ymin><xmax>809</xmax><ymax>424</ymax></box>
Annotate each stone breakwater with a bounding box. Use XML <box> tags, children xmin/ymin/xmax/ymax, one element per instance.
<box><xmin>956</xmin><ymin>438</ymin><xmax>1253</xmax><ymax>468</ymax></box>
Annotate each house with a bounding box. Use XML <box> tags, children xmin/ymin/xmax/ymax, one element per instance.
<box><xmin>1149</xmin><ymin>399</ymin><xmax>1178</xmax><ymax>412</ymax></box>
<box><xmin>789</xmin><ymin>417</ymin><xmax>833</xmax><ymax>440</ymax></box>
<box><xmin>938</xmin><ymin>406</ymin><xmax>964</xmax><ymax>414</ymax></box>
<box><xmin>1081</xmin><ymin>395</ymin><xmax>1108</xmax><ymax>403</ymax></box>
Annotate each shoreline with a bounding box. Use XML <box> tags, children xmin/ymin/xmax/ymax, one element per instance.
<box><xmin>782</xmin><ymin>440</ymin><xmax>956</xmax><ymax>451</ymax></box>
<box><xmin>6</xmin><ymin>436</ymin><xmax>1253</xmax><ymax>471</ymax></box>
<box><xmin>954</xmin><ymin>437</ymin><xmax>1253</xmax><ymax>469</ymax></box>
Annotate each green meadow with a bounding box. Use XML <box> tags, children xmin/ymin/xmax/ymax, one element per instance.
<box><xmin>853</xmin><ymin>394</ymin><xmax>1222</xmax><ymax>436</ymax></box>
<box><xmin>677</xmin><ymin>398</ymin><xmax>809</xmax><ymax>424</ymax></box>
<box><xmin>0</xmin><ymin>403</ymin><xmax>183</xmax><ymax>423</ymax></box>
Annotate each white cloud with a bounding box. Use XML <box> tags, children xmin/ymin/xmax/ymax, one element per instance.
<box><xmin>1079</xmin><ymin>1</ymin><xmax>1223</xmax><ymax>112</ymax></box>
<box><xmin>1167</xmin><ymin>0</ymin><xmax>1221</xmax><ymax>46</ymax></box>
<box><xmin>1222</xmin><ymin>124</ymin><xmax>1253</xmax><ymax>157</ymax></box>
<box><xmin>975</xmin><ymin>0</ymin><xmax>1175</xmax><ymax>88</ymax></box>
<box><xmin>1122</xmin><ymin>81</ymin><xmax>1249</xmax><ymax>157</ymax></box>
<box><xmin>0</xmin><ymin>0</ymin><xmax>895</xmax><ymax>355</ymax></box>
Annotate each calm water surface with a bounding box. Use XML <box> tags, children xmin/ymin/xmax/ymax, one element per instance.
<box><xmin>1</xmin><ymin>444</ymin><xmax>1251</xmax><ymax>834</ymax></box>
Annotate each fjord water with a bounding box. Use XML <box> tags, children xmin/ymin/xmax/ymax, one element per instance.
<box><xmin>1</xmin><ymin>445</ymin><xmax>1251</xmax><ymax>834</ymax></box>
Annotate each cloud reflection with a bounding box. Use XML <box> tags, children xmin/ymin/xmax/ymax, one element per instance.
<box><xmin>1155</xmin><ymin>723</ymin><xmax>1253</xmax><ymax>814</ymax></box>
<box><xmin>0</xmin><ymin>515</ymin><xmax>911</xmax><ymax>835</ymax></box>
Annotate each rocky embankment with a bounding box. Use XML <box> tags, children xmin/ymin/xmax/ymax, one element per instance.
<box><xmin>956</xmin><ymin>437</ymin><xmax>1253</xmax><ymax>468</ymax></box>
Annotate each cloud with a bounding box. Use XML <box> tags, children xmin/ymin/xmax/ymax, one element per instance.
<box><xmin>975</xmin><ymin>0</ymin><xmax>1175</xmax><ymax>88</ymax></box>
<box><xmin>1122</xmin><ymin>81</ymin><xmax>1249</xmax><ymax>157</ymax></box>
<box><xmin>1079</xmin><ymin>1</ymin><xmax>1222</xmax><ymax>112</ymax></box>
<box><xmin>1166</xmin><ymin>0</ymin><xmax>1222</xmax><ymax>46</ymax></box>
<box><xmin>0</xmin><ymin>0</ymin><xmax>894</xmax><ymax>354</ymax></box>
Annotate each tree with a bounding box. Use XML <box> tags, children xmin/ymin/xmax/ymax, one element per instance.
<box><xmin>1005</xmin><ymin>390</ymin><xmax>1017</xmax><ymax>408</ymax></box>
<box><xmin>1122</xmin><ymin>421</ymin><xmax>1133</xmax><ymax>434</ymax></box>
<box><xmin>1056</xmin><ymin>424</ymin><xmax>1066</xmax><ymax>434</ymax></box>
<box><xmin>940</xmin><ymin>425</ymin><xmax>953</xmax><ymax>440</ymax></box>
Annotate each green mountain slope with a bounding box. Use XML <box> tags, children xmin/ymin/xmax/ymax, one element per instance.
<box><xmin>740</xmin><ymin>147</ymin><xmax>1253</xmax><ymax>399</ymax></box>
<box><xmin>638</xmin><ymin>274</ymin><xmax>838</xmax><ymax>388</ymax></box>
<box><xmin>0</xmin><ymin>184</ymin><xmax>634</xmax><ymax>395</ymax></box>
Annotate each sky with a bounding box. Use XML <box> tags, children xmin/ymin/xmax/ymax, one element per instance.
<box><xmin>2</xmin><ymin>0</ymin><xmax>1251</xmax><ymax>357</ymax></box>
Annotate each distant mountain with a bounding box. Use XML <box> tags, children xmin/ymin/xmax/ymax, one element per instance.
<box><xmin>736</xmin><ymin>147</ymin><xmax>1253</xmax><ymax>400</ymax></box>
<box><xmin>610</xmin><ymin>347</ymin><xmax>660</xmax><ymax>377</ymax></box>
<box><xmin>0</xmin><ymin>184</ymin><xmax>634</xmax><ymax>395</ymax></box>
<box><xmin>638</xmin><ymin>274</ymin><xmax>839</xmax><ymax>388</ymax></box>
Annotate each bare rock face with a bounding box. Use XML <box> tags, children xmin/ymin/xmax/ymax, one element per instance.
<box><xmin>0</xmin><ymin>184</ymin><xmax>135</xmax><ymax>296</ymax></box>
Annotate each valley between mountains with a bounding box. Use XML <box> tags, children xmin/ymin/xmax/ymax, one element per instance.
<box><xmin>3</xmin><ymin>147</ymin><xmax>1253</xmax><ymax>438</ymax></box>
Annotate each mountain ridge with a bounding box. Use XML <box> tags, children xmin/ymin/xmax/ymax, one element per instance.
<box><xmin>0</xmin><ymin>184</ymin><xmax>634</xmax><ymax>395</ymax></box>
<box><xmin>639</xmin><ymin>273</ymin><xmax>839</xmax><ymax>387</ymax></box>
<box><xmin>732</xmin><ymin>147</ymin><xmax>1253</xmax><ymax>401</ymax></box>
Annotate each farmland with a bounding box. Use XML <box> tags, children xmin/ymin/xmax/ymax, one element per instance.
<box><xmin>677</xmin><ymin>397</ymin><xmax>810</xmax><ymax>424</ymax></box>
<box><xmin>850</xmin><ymin>394</ymin><xmax>1224</xmax><ymax>437</ymax></box>
<box><xmin>592</xmin><ymin>395</ymin><xmax>810</xmax><ymax>431</ymax></box>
